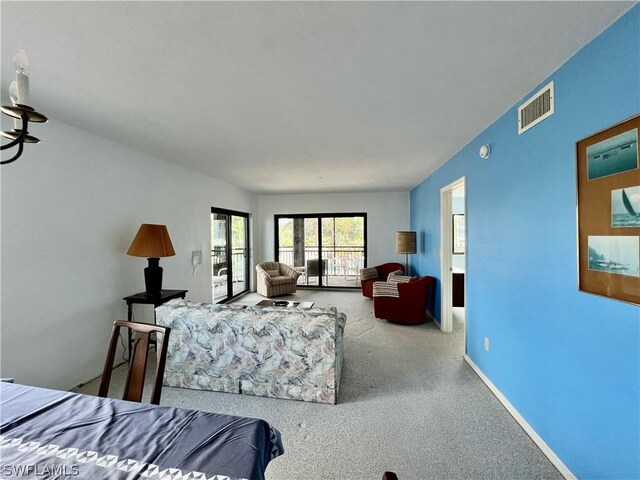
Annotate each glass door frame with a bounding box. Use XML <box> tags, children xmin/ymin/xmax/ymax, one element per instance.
<box><xmin>211</xmin><ymin>207</ymin><xmax>250</xmax><ymax>303</ymax></box>
<box><xmin>274</xmin><ymin>212</ymin><xmax>367</xmax><ymax>290</ymax></box>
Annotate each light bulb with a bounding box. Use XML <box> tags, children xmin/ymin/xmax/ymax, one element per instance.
<box><xmin>9</xmin><ymin>81</ymin><xmax>21</xmax><ymax>128</ymax></box>
<box><xmin>9</xmin><ymin>81</ymin><xmax>19</xmax><ymax>104</ymax></box>
<box><xmin>13</xmin><ymin>50</ymin><xmax>30</xmax><ymax>105</ymax></box>
<box><xmin>13</xmin><ymin>50</ymin><xmax>30</xmax><ymax>76</ymax></box>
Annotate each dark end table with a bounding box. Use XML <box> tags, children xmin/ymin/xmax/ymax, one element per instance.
<box><xmin>123</xmin><ymin>289</ymin><xmax>188</xmax><ymax>361</ymax></box>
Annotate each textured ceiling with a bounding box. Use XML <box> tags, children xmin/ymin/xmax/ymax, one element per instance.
<box><xmin>1</xmin><ymin>1</ymin><xmax>634</xmax><ymax>193</ymax></box>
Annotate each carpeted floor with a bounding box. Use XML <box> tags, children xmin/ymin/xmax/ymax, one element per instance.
<box><xmin>75</xmin><ymin>290</ymin><xmax>562</xmax><ymax>480</ymax></box>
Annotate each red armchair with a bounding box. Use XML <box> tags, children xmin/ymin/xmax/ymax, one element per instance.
<box><xmin>359</xmin><ymin>262</ymin><xmax>405</xmax><ymax>298</ymax></box>
<box><xmin>373</xmin><ymin>276</ymin><xmax>435</xmax><ymax>325</ymax></box>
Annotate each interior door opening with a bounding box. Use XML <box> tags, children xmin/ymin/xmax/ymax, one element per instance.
<box><xmin>440</xmin><ymin>178</ymin><xmax>466</xmax><ymax>352</ymax></box>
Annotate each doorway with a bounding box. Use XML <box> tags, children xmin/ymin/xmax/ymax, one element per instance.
<box><xmin>440</xmin><ymin>178</ymin><xmax>466</xmax><ymax>347</ymax></box>
<box><xmin>211</xmin><ymin>208</ymin><xmax>250</xmax><ymax>302</ymax></box>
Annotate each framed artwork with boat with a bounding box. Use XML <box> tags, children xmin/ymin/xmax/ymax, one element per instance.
<box><xmin>577</xmin><ymin>114</ymin><xmax>640</xmax><ymax>305</ymax></box>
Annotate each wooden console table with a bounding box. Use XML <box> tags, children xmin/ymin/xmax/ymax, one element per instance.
<box><xmin>123</xmin><ymin>289</ymin><xmax>187</xmax><ymax>360</ymax></box>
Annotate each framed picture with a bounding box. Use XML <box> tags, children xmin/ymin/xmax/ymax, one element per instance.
<box><xmin>453</xmin><ymin>214</ymin><xmax>465</xmax><ymax>254</ymax></box>
<box><xmin>577</xmin><ymin>114</ymin><xmax>640</xmax><ymax>305</ymax></box>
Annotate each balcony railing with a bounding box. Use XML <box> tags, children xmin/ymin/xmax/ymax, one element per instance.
<box><xmin>211</xmin><ymin>247</ymin><xmax>246</xmax><ymax>275</ymax></box>
<box><xmin>211</xmin><ymin>247</ymin><xmax>248</xmax><ymax>301</ymax></box>
<box><xmin>278</xmin><ymin>246</ymin><xmax>364</xmax><ymax>278</ymax></box>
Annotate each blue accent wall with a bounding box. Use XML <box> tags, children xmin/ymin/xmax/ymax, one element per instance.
<box><xmin>410</xmin><ymin>6</ymin><xmax>640</xmax><ymax>479</ymax></box>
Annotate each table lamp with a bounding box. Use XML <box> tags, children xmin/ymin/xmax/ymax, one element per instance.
<box><xmin>127</xmin><ymin>224</ymin><xmax>175</xmax><ymax>297</ymax></box>
<box><xmin>396</xmin><ymin>231</ymin><xmax>417</xmax><ymax>273</ymax></box>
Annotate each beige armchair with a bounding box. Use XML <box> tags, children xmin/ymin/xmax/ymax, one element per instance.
<box><xmin>256</xmin><ymin>262</ymin><xmax>301</xmax><ymax>297</ymax></box>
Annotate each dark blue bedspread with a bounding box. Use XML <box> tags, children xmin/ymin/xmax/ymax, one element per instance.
<box><xmin>0</xmin><ymin>383</ymin><xmax>283</xmax><ymax>480</ymax></box>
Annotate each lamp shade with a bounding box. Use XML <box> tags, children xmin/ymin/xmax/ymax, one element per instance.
<box><xmin>396</xmin><ymin>231</ymin><xmax>417</xmax><ymax>254</ymax></box>
<box><xmin>127</xmin><ymin>224</ymin><xmax>176</xmax><ymax>258</ymax></box>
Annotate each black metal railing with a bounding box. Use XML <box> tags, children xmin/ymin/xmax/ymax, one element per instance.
<box><xmin>277</xmin><ymin>246</ymin><xmax>364</xmax><ymax>277</ymax></box>
<box><xmin>211</xmin><ymin>247</ymin><xmax>246</xmax><ymax>279</ymax></box>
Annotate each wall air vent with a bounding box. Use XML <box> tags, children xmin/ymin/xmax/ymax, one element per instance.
<box><xmin>518</xmin><ymin>81</ymin><xmax>554</xmax><ymax>134</ymax></box>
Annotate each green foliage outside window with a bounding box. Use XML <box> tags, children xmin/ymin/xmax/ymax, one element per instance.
<box><xmin>278</xmin><ymin>216</ymin><xmax>364</xmax><ymax>247</ymax></box>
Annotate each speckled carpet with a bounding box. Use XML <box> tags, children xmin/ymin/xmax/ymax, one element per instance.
<box><xmin>75</xmin><ymin>289</ymin><xmax>562</xmax><ymax>480</ymax></box>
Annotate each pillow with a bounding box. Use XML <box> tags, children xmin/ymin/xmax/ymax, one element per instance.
<box><xmin>265</xmin><ymin>269</ymin><xmax>279</xmax><ymax>277</ymax></box>
<box><xmin>373</xmin><ymin>281</ymin><xmax>399</xmax><ymax>298</ymax></box>
<box><xmin>359</xmin><ymin>267</ymin><xmax>378</xmax><ymax>281</ymax></box>
<box><xmin>387</xmin><ymin>272</ymin><xmax>414</xmax><ymax>284</ymax></box>
<box><xmin>386</xmin><ymin>270</ymin><xmax>403</xmax><ymax>281</ymax></box>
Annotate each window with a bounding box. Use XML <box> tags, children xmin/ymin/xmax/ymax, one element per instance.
<box><xmin>453</xmin><ymin>214</ymin><xmax>465</xmax><ymax>254</ymax></box>
<box><xmin>275</xmin><ymin>213</ymin><xmax>367</xmax><ymax>288</ymax></box>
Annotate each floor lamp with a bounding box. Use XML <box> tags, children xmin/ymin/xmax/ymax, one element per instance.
<box><xmin>396</xmin><ymin>231</ymin><xmax>417</xmax><ymax>274</ymax></box>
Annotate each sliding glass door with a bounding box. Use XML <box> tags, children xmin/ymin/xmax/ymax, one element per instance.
<box><xmin>322</xmin><ymin>216</ymin><xmax>366</xmax><ymax>287</ymax></box>
<box><xmin>275</xmin><ymin>213</ymin><xmax>366</xmax><ymax>289</ymax></box>
<box><xmin>212</xmin><ymin>208</ymin><xmax>250</xmax><ymax>302</ymax></box>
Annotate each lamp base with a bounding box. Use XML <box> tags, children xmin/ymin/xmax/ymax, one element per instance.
<box><xmin>144</xmin><ymin>258</ymin><xmax>163</xmax><ymax>297</ymax></box>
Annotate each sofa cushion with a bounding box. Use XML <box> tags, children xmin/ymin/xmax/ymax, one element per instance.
<box><xmin>265</xmin><ymin>269</ymin><xmax>279</xmax><ymax>277</ymax></box>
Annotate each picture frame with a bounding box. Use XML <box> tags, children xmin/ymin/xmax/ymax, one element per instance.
<box><xmin>576</xmin><ymin>114</ymin><xmax>640</xmax><ymax>305</ymax></box>
<box><xmin>453</xmin><ymin>214</ymin><xmax>465</xmax><ymax>254</ymax></box>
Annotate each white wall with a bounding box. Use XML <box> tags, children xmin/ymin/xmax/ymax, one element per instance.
<box><xmin>0</xmin><ymin>117</ymin><xmax>257</xmax><ymax>390</ymax></box>
<box><xmin>256</xmin><ymin>192</ymin><xmax>409</xmax><ymax>269</ymax></box>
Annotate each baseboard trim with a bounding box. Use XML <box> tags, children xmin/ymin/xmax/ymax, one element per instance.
<box><xmin>426</xmin><ymin>310</ymin><xmax>439</xmax><ymax>327</ymax></box>
<box><xmin>71</xmin><ymin>360</ymin><xmax>127</xmax><ymax>392</ymax></box>
<box><xmin>463</xmin><ymin>355</ymin><xmax>576</xmax><ymax>480</ymax></box>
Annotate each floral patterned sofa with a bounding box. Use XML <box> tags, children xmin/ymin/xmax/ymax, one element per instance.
<box><xmin>155</xmin><ymin>299</ymin><xmax>346</xmax><ymax>404</ymax></box>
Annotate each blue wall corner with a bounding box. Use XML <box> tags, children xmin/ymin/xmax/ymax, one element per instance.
<box><xmin>410</xmin><ymin>5</ymin><xmax>640</xmax><ymax>479</ymax></box>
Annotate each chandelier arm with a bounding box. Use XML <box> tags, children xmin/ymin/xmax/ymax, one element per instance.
<box><xmin>1</xmin><ymin>115</ymin><xmax>29</xmax><ymax>151</ymax></box>
<box><xmin>0</xmin><ymin>115</ymin><xmax>29</xmax><ymax>168</ymax></box>
<box><xmin>0</xmin><ymin>141</ymin><xmax>24</xmax><ymax>165</ymax></box>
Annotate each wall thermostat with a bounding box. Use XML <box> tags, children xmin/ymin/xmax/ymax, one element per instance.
<box><xmin>191</xmin><ymin>250</ymin><xmax>202</xmax><ymax>267</ymax></box>
<box><xmin>191</xmin><ymin>250</ymin><xmax>202</xmax><ymax>275</ymax></box>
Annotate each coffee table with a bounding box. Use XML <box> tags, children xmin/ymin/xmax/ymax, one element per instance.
<box><xmin>256</xmin><ymin>300</ymin><xmax>315</xmax><ymax>309</ymax></box>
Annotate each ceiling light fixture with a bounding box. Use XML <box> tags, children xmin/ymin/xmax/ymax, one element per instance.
<box><xmin>1</xmin><ymin>50</ymin><xmax>48</xmax><ymax>166</ymax></box>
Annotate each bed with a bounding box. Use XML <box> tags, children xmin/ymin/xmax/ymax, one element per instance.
<box><xmin>0</xmin><ymin>382</ymin><xmax>283</xmax><ymax>480</ymax></box>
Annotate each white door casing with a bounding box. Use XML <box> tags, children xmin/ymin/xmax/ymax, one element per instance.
<box><xmin>439</xmin><ymin>177</ymin><xmax>465</xmax><ymax>334</ymax></box>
